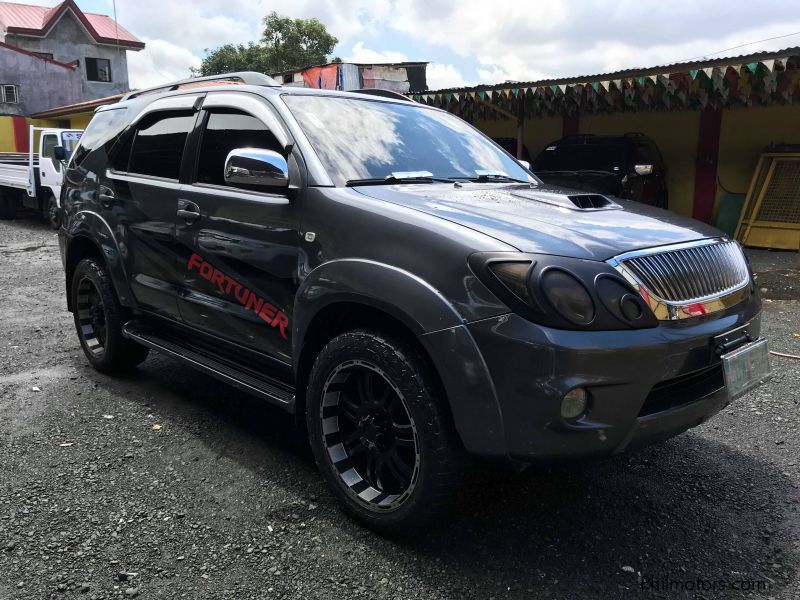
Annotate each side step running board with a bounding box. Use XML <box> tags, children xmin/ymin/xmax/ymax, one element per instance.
<box><xmin>122</xmin><ymin>322</ymin><xmax>296</xmax><ymax>411</ymax></box>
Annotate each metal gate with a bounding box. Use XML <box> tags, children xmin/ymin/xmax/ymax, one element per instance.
<box><xmin>735</xmin><ymin>152</ymin><xmax>800</xmax><ymax>250</ymax></box>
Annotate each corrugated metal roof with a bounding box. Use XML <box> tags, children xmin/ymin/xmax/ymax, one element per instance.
<box><xmin>28</xmin><ymin>92</ymin><xmax>124</xmax><ymax>118</ymax></box>
<box><xmin>0</xmin><ymin>0</ymin><xmax>143</xmax><ymax>49</ymax></box>
<box><xmin>425</xmin><ymin>46</ymin><xmax>800</xmax><ymax>94</ymax></box>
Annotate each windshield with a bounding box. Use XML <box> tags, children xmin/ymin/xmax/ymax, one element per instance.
<box><xmin>283</xmin><ymin>95</ymin><xmax>535</xmax><ymax>186</ymax></box>
<box><xmin>60</xmin><ymin>130</ymin><xmax>82</xmax><ymax>160</ymax></box>
<box><xmin>533</xmin><ymin>144</ymin><xmax>625</xmax><ymax>174</ymax></box>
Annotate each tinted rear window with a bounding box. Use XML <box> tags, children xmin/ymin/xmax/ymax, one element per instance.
<box><xmin>128</xmin><ymin>111</ymin><xmax>195</xmax><ymax>180</ymax></box>
<box><xmin>533</xmin><ymin>144</ymin><xmax>625</xmax><ymax>174</ymax></box>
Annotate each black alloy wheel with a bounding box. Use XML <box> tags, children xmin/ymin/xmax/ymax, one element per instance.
<box><xmin>320</xmin><ymin>360</ymin><xmax>420</xmax><ymax>509</ymax></box>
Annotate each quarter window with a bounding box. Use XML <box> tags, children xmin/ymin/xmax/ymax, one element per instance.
<box><xmin>195</xmin><ymin>109</ymin><xmax>283</xmax><ymax>188</ymax></box>
<box><xmin>86</xmin><ymin>57</ymin><xmax>112</xmax><ymax>82</ymax></box>
<box><xmin>127</xmin><ymin>111</ymin><xmax>195</xmax><ymax>180</ymax></box>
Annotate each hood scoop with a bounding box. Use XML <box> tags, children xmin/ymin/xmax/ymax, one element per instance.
<box><xmin>511</xmin><ymin>188</ymin><xmax>621</xmax><ymax>211</ymax></box>
<box><xmin>568</xmin><ymin>194</ymin><xmax>615</xmax><ymax>210</ymax></box>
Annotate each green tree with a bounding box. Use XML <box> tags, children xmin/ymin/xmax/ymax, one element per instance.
<box><xmin>195</xmin><ymin>12</ymin><xmax>338</xmax><ymax>76</ymax></box>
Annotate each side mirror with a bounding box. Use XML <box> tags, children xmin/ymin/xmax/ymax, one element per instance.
<box><xmin>634</xmin><ymin>164</ymin><xmax>654</xmax><ymax>176</ymax></box>
<box><xmin>224</xmin><ymin>148</ymin><xmax>289</xmax><ymax>189</ymax></box>
<box><xmin>53</xmin><ymin>145</ymin><xmax>67</xmax><ymax>161</ymax></box>
<box><xmin>517</xmin><ymin>159</ymin><xmax>531</xmax><ymax>170</ymax></box>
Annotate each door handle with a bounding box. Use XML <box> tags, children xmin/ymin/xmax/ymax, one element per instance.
<box><xmin>98</xmin><ymin>191</ymin><xmax>115</xmax><ymax>207</ymax></box>
<box><xmin>177</xmin><ymin>208</ymin><xmax>201</xmax><ymax>223</ymax></box>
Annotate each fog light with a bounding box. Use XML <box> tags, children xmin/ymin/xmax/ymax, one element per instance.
<box><xmin>561</xmin><ymin>388</ymin><xmax>588</xmax><ymax>420</ymax></box>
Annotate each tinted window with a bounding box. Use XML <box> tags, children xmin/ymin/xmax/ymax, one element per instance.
<box><xmin>69</xmin><ymin>107</ymin><xmax>128</xmax><ymax>168</ymax></box>
<box><xmin>196</xmin><ymin>109</ymin><xmax>282</xmax><ymax>187</ymax></box>
<box><xmin>533</xmin><ymin>144</ymin><xmax>626</xmax><ymax>174</ymax></box>
<box><xmin>128</xmin><ymin>111</ymin><xmax>195</xmax><ymax>180</ymax></box>
<box><xmin>284</xmin><ymin>95</ymin><xmax>533</xmax><ymax>186</ymax></box>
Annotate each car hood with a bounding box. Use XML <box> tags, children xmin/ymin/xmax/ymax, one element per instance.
<box><xmin>353</xmin><ymin>183</ymin><xmax>722</xmax><ymax>261</ymax></box>
<box><xmin>535</xmin><ymin>171</ymin><xmax>623</xmax><ymax>196</ymax></box>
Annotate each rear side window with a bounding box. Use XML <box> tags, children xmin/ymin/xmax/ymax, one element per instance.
<box><xmin>127</xmin><ymin>111</ymin><xmax>196</xmax><ymax>180</ymax></box>
<box><xmin>195</xmin><ymin>109</ymin><xmax>282</xmax><ymax>188</ymax></box>
<box><xmin>70</xmin><ymin>107</ymin><xmax>128</xmax><ymax>169</ymax></box>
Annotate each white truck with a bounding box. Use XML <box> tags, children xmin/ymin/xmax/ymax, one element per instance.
<box><xmin>0</xmin><ymin>126</ymin><xmax>83</xmax><ymax>227</ymax></box>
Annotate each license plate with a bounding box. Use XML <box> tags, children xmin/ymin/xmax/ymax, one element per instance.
<box><xmin>721</xmin><ymin>338</ymin><xmax>771</xmax><ymax>400</ymax></box>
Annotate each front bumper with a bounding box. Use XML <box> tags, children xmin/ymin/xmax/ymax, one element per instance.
<box><xmin>425</xmin><ymin>296</ymin><xmax>762</xmax><ymax>461</ymax></box>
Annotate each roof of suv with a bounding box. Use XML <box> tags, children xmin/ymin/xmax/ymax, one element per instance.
<box><xmin>102</xmin><ymin>71</ymin><xmax>418</xmax><ymax>114</ymax></box>
<box><xmin>550</xmin><ymin>134</ymin><xmax>653</xmax><ymax>146</ymax></box>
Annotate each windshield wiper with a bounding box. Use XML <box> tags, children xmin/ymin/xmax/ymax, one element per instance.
<box><xmin>456</xmin><ymin>170</ymin><xmax>530</xmax><ymax>184</ymax></box>
<box><xmin>346</xmin><ymin>171</ymin><xmax>456</xmax><ymax>186</ymax></box>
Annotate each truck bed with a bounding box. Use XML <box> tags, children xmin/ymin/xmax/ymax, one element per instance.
<box><xmin>0</xmin><ymin>156</ymin><xmax>35</xmax><ymax>191</ymax></box>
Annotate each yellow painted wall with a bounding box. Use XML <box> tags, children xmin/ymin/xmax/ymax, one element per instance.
<box><xmin>717</xmin><ymin>103</ymin><xmax>800</xmax><ymax>201</ymax></box>
<box><xmin>473</xmin><ymin>116</ymin><xmax>563</xmax><ymax>159</ymax></box>
<box><xmin>0</xmin><ymin>117</ymin><xmax>16</xmax><ymax>152</ymax></box>
<box><xmin>579</xmin><ymin>111</ymin><xmax>701</xmax><ymax>216</ymax></box>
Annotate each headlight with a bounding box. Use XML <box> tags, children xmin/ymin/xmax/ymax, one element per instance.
<box><xmin>473</xmin><ymin>252</ymin><xmax>657</xmax><ymax>331</ymax></box>
<box><xmin>540</xmin><ymin>269</ymin><xmax>595</xmax><ymax>325</ymax></box>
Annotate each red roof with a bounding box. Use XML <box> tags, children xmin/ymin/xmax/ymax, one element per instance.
<box><xmin>0</xmin><ymin>0</ymin><xmax>144</xmax><ymax>49</ymax></box>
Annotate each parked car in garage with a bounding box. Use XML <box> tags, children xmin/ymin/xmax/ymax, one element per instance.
<box><xmin>532</xmin><ymin>133</ymin><xmax>668</xmax><ymax>208</ymax></box>
<box><xmin>492</xmin><ymin>137</ymin><xmax>532</xmax><ymax>165</ymax></box>
<box><xmin>59</xmin><ymin>72</ymin><xmax>769</xmax><ymax>536</ymax></box>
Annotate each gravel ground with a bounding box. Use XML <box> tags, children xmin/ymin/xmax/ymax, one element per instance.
<box><xmin>0</xmin><ymin>215</ymin><xmax>798</xmax><ymax>599</ymax></box>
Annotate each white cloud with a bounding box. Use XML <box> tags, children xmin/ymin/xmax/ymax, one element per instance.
<box><xmin>427</xmin><ymin>63</ymin><xmax>467</xmax><ymax>89</ymax></box>
<box><xmin>89</xmin><ymin>0</ymin><xmax>800</xmax><ymax>92</ymax></box>
<box><xmin>346</xmin><ymin>41</ymin><xmax>407</xmax><ymax>64</ymax></box>
<box><xmin>127</xmin><ymin>39</ymin><xmax>201</xmax><ymax>89</ymax></box>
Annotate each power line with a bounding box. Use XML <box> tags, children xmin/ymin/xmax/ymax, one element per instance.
<box><xmin>680</xmin><ymin>30</ymin><xmax>800</xmax><ymax>62</ymax></box>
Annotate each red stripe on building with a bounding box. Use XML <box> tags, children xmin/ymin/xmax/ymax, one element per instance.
<box><xmin>12</xmin><ymin>116</ymin><xmax>29</xmax><ymax>152</ymax></box>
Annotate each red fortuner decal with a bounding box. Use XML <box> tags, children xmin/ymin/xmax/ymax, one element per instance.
<box><xmin>187</xmin><ymin>253</ymin><xmax>289</xmax><ymax>340</ymax></box>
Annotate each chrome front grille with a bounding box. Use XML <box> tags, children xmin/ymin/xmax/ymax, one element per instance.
<box><xmin>620</xmin><ymin>240</ymin><xmax>750</xmax><ymax>303</ymax></box>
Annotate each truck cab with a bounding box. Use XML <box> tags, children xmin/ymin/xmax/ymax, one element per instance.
<box><xmin>0</xmin><ymin>126</ymin><xmax>83</xmax><ymax>226</ymax></box>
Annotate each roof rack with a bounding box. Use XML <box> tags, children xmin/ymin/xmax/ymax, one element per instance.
<box><xmin>122</xmin><ymin>72</ymin><xmax>280</xmax><ymax>101</ymax></box>
<box><xmin>350</xmin><ymin>88</ymin><xmax>413</xmax><ymax>102</ymax></box>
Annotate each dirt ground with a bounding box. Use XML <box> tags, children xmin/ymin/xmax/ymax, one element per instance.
<box><xmin>1</xmin><ymin>215</ymin><xmax>798</xmax><ymax>599</ymax></box>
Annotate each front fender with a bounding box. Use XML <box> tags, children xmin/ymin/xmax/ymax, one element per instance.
<box><xmin>294</xmin><ymin>258</ymin><xmax>508</xmax><ymax>459</ymax></box>
<box><xmin>65</xmin><ymin>210</ymin><xmax>135</xmax><ymax>308</ymax></box>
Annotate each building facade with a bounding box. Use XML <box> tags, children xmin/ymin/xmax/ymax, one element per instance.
<box><xmin>0</xmin><ymin>0</ymin><xmax>142</xmax><ymax>116</ymax></box>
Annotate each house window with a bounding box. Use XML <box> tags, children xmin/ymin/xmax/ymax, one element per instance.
<box><xmin>0</xmin><ymin>85</ymin><xmax>20</xmax><ymax>104</ymax></box>
<box><xmin>86</xmin><ymin>57</ymin><xmax>112</xmax><ymax>82</ymax></box>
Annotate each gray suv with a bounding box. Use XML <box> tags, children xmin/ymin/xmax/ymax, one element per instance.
<box><xmin>58</xmin><ymin>72</ymin><xmax>769</xmax><ymax>536</ymax></box>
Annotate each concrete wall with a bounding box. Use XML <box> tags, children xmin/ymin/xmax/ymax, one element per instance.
<box><xmin>717</xmin><ymin>103</ymin><xmax>800</xmax><ymax>201</ymax></box>
<box><xmin>472</xmin><ymin>115</ymin><xmax>563</xmax><ymax>160</ymax></box>
<box><xmin>4</xmin><ymin>9</ymin><xmax>130</xmax><ymax>99</ymax></box>
<box><xmin>0</xmin><ymin>44</ymin><xmax>83</xmax><ymax>116</ymax></box>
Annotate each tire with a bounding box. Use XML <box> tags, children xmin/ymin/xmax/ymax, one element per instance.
<box><xmin>0</xmin><ymin>191</ymin><xmax>16</xmax><ymax>220</ymax></box>
<box><xmin>306</xmin><ymin>329</ymin><xmax>464</xmax><ymax>537</ymax></box>
<box><xmin>71</xmin><ymin>258</ymin><xmax>149</xmax><ymax>373</ymax></box>
<box><xmin>46</xmin><ymin>194</ymin><xmax>60</xmax><ymax>229</ymax></box>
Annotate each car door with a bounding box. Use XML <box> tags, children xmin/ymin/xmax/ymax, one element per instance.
<box><xmin>104</xmin><ymin>95</ymin><xmax>202</xmax><ymax>320</ymax></box>
<box><xmin>39</xmin><ymin>132</ymin><xmax>61</xmax><ymax>194</ymax></box>
<box><xmin>174</xmin><ymin>93</ymin><xmax>302</xmax><ymax>364</ymax></box>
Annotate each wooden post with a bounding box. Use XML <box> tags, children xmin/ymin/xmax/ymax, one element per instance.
<box><xmin>516</xmin><ymin>96</ymin><xmax>525</xmax><ymax>159</ymax></box>
<box><xmin>692</xmin><ymin>107</ymin><xmax>723</xmax><ymax>223</ymax></box>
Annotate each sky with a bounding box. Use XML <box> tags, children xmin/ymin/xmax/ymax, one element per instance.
<box><xmin>13</xmin><ymin>0</ymin><xmax>800</xmax><ymax>90</ymax></box>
